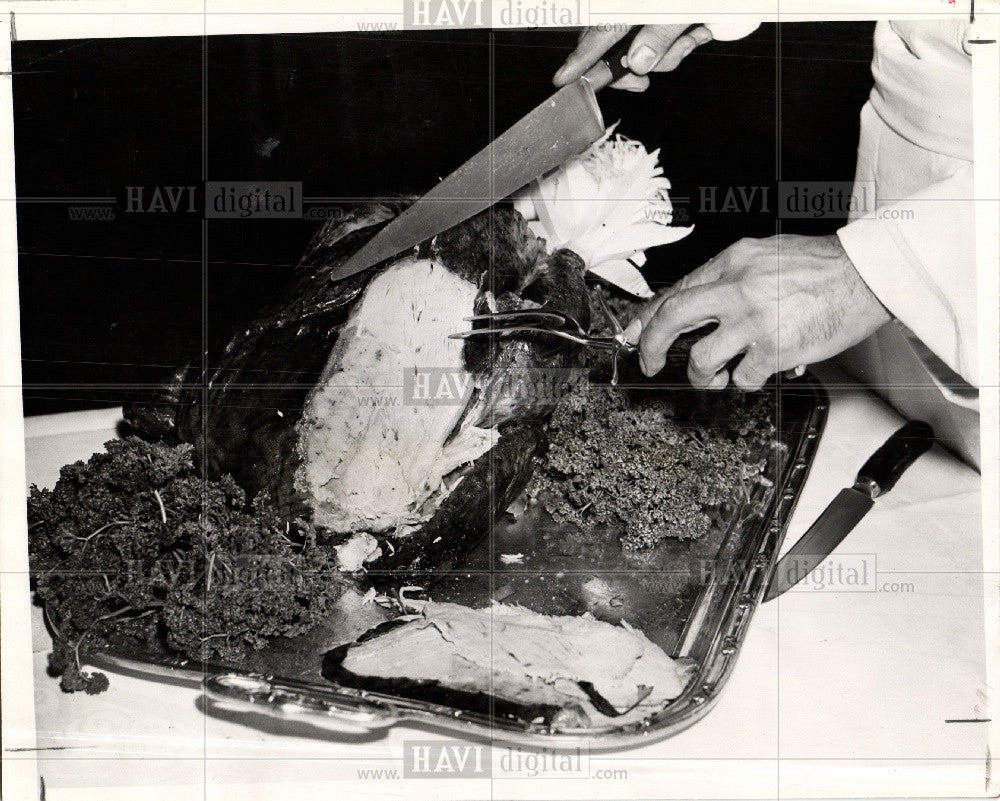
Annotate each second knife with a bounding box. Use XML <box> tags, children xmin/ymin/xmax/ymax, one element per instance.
<box><xmin>764</xmin><ymin>419</ymin><xmax>935</xmax><ymax>601</ymax></box>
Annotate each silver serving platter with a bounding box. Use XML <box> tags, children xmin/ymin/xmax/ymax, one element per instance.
<box><xmin>90</xmin><ymin>376</ymin><xmax>828</xmax><ymax>749</ymax></box>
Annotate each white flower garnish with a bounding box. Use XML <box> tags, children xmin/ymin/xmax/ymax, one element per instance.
<box><xmin>513</xmin><ymin>123</ymin><xmax>693</xmax><ymax>298</ymax></box>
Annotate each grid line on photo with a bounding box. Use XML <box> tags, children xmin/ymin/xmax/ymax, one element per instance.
<box><xmin>775</xmin><ymin>10</ymin><xmax>784</xmax><ymax>794</ymax></box>
<box><xmin>487</xmin><ymin>22</ymin><xmax>499</xmax><ymax>778</ymax></box>
<box><xmin>201</xmin><ymin>21</ymin><xmax>210</xmax><ymax>799</ymax></box>
<box><xmin>8</xmin><ymin>565</ymin><xmax>1000</xmax><ymax>577</ymax></box>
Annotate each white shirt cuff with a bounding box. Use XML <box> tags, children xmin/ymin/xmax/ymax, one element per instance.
<box><xmin>704</xmin><ymin>22</ymin><xmax>761</xmax><ymax>41</ymax></box>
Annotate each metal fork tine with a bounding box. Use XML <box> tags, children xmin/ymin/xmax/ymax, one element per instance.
<box><xmin>449</xmin><ymin>327</ymin><xmax>591</xmax><ymax>346</ymax></box>
<box><xmin>462</xmin><ymin>310</ymin><xmax>568</xmax><ymax>326</ymax></box>
<box><xmin>452</xmin><ymin>301</ymin><xmax>629</xmax><ymax>354</ymax></box>
<box><xmin>593</xmin><ymin>288</ymin><xmax>625</xmax><ymax>337</ymax></box>
<box><xmin>557</xmin><ymin>312</ymin><xmax>588</xmax><ymax>336</ymax></box>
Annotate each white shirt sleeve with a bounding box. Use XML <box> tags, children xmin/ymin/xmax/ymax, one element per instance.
<box><xmin>836</xmin><ymin>163</ymin><xmax>978</xmax><ymax>385</ymax></box>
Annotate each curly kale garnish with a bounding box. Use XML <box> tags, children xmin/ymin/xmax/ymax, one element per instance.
<box><xmin>529</xmin><ymin>386</ymin><xmax>777</xmax><ymax>549</ymax></box>
<box><xmin>28</xmin><ymin>437</ymin><xmax>345</xmax><ymax>694</ymax></box>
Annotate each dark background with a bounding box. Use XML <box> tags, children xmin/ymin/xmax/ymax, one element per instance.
<box><xmin>13</xmin><ymin>23</ymin><xmax>875</xmax><ymax>416</ymax></box>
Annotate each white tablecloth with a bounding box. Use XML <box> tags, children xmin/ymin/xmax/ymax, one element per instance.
<box><xmin>11</xmin><ymin>372</ymin><xmax>992</xmax><ymax>800</ymax></box>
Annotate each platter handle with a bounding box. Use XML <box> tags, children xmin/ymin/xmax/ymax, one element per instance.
<box><xmin>205</xmin><ymin>672</ymin><xmax>401</xmax><ymax>734</ymax></box>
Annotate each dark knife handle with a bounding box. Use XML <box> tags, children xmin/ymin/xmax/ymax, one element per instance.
<box><xmin>855</xmin><ymin>420</ymin><xmax>935</xmax><ymax>499</ymax></box>
<box><xmin>598</xmin><ymin>37</ymin><xmax>636</xmax><ymax>87</ymax></box>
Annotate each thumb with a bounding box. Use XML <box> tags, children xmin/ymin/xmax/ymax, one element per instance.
<box><xmin>624</xmin><ymin>290</ymin><xmax>673</xmax><ymax>343</ymax></box>
<box><xmin>623</xmin><ymin>254</ymin><xmax>725</xmax><ymax>343</ymax></box>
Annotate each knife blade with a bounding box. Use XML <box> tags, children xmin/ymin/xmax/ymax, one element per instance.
<box><xmin>763</xmin><ymin>419</ymin><xmax>935</xmax><ymax>602</ymax></box>
<box><xmin>328</xmin><ymin>44</ymin><xmax>635</xmax><ymax>282</ymax></box>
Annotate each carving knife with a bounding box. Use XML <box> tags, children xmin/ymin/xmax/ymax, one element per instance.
<box><xmin>763</xmin><ymin>420</ymin><xmax>935</xmax><ymax>601</ymax></box>
<box><xmin>329</xmin><ymin>49</ymin><xmax>633</xmax><ymax>282</ymax></box>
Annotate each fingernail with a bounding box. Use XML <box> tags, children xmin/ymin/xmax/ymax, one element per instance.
<box><xmin>624</xmin><ymin>319</ymin><xmax>641</xmax><ymax>343</ymax></box>
<box><xmin>708</xmin><ymin>370</ymin><xmax>729</xmax><ymax>390</ymax></box>
<box><xmin>674</xmin><ymin>40</ymin><xmax>696</xmax><ymax>63</ymax></box>
<box><xmin>628</xmin><ymin>45</ymin><xmax>657</xmax><ymax>75</ymax></box>
<box><xmin>639</xmin><ymin>355</ymin><xmax>649</xmax><ymax>376</ymax></box>
<box><xmin>692</xmin><ymin>27</ymin><xmax>713</xmax><ymax>45</ymax></box>
<box><xmin>553</xmin><ymin>64</ymin><xmax>572</xmax><ymax>84</ymax></box>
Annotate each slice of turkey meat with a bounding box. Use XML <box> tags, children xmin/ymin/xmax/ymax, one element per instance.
<box><xmin>294</xmin><ymin>259</ymin><xmax>496</xmax><ymax>534</ymax></box>
<box><xmin>342</xmin><ymin>602</ymin><xmax>688</xmax><ymax>712</ymax></box>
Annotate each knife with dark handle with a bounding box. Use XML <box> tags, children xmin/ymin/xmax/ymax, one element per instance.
<box><xmin>328</xmin><ymin>38</ymin><xmax>636</xmax><ymax>282</ymax></box>
<box><xmin>593</xmin><ymin>38</ymin><xmax>637</xmax><ymax>88</ymax></box>
<box><xmin>763</xmin><ymin>420</ymin><xmax>935</xmax><ymax>601</ymax></box>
